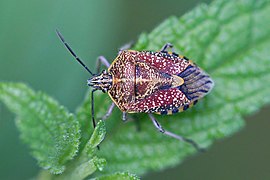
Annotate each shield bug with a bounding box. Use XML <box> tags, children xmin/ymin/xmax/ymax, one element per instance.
<box><xmin>56</xmin><ymin>30</ymin><xmax>214</xmax><ymax>151</ymax></box>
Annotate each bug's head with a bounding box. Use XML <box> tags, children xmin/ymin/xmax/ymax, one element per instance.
<box><xmin>87</xmin><ymin>70</ymin><xmax>112</xmax><ymax>92</ymax></box>
<box><xmin>56</xmin><ymin>30</ymin><xmax>113</xmax><ymax>92</ymax></box>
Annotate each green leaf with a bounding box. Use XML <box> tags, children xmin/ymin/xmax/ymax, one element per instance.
<box><xmin>75</xmin><ymin>0</ymin><xmax>270</xmax><ymax>176</ymax></box>
<box><xmin>42</xmin><ymin>121</ymin><xmax>106</xmax><ymax>180</ymax></box>
<box><xmin>0</xmin><ymin>82</ymin><xmax>80</xmax><ymax>174</ymax></box>
<box><xmin>93</xmin><ymin>172</ymin><xmax>139</xmax><ymax>180</ymax></box>
<box><xmin>84</xmin><ymin>120</ymin><xmax>106</xmax><ymax>154</ymax></box>
<box><xmin>76</xmin><ymin>91</ymin><xmax>116</xmax><ymax>153</ymax></box>
<box><xmin>57</xmin><ymin>156</ymin><xmax>106</xmax><ymax>180</ymax></box>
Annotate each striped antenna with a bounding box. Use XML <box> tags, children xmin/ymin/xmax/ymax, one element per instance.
<box><xmin>56</xmin><ymin>29</ymin><xmax>94</xmax><ymax>76</ymax></box>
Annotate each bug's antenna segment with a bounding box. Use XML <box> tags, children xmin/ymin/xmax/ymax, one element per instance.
<box><xmin>56</xmin><ymin>29</ymin><xmax>94</xmax><ymax>76</ymax></box>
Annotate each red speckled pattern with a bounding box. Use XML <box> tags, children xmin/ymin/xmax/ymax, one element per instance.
<box><xmin>134</xmin><ymin>61</ymin><xmax>172</xmax><ymax>100</ymax></box>
<box><xmin>135</xmin><ymin>51</ymin><xmax>190</xmax><ymax>74</ymax></box>
<box><xmin>108</xmin><ymin>50</ymin><xmax>193</xmax><ymax>113</ymax></box>
<box><xmin>128</xmin><ymin>87</ymin><xmax>190</xmax><ymax>113</ymax></box>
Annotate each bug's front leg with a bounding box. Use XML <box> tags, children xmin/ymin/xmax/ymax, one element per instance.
<box><xmin>96</xmin><ymin>56</ymin><xmax>111</xmax><ymax>74</ymax></box>
<box><xmin>148</xmin><ymin>114</ymin><xmax>204</xmax><ymax>152</ymax></box>
<box><xmin>160</xmin><ymin>43</ymin><xmax>175</xmax><ymax>53</ymax></box>
<box><xmin>101</xmin><ymin>103</ymin><xmax>115</xmax><ymax>121</ymax></box>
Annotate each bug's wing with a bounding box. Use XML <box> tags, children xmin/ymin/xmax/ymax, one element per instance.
<box><xmin>127</xmin><ymin>63</ymin><xmax>214</xmax><ymax>114</ymax></box>
<box><xmin>135</xmin><ymin>51</ymin><xmax>191</xmax><ymax>75</ymax></box>
<box><xmin>127</xmin><ymin>87</ymin><xmax>190</xmax><ymax>114</ymax></box>
<box><xmin>177</xmin><ymin>64</ymin><xmax>214</xmax><ymax>101</ymax></box>
<box><xmin>124</xmin><ymin>50</ymin><xmax>214</xmax><ymax>114</ymax></box>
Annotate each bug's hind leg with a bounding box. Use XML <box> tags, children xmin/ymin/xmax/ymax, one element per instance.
<box><xmin>101</xmin><ymin>103</ymin><xmax>115</xmax><ymax>121</ymax></box>
<box><xmin>160</xmin><ymin>43</ymin><xmax>175</xmax><ymax>53</ymax></box>
<box><xmin>96</xmin><ymin>56</ymin><xmax>111</xmax><ymax>74</ymax></box>
<box><xmin>148</xmin><ymin>114</ymin><xmax>204</xmax><ymax>152</ymax></box>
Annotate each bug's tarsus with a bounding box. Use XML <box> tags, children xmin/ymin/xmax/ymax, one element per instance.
<box><xmin>182</xmin><ymin>137</ymin><xmax>206</xmax><ymax>153</ymax></box>
<box><xmin>96</xmin><ymin>56</ymin><xmax>111</xmax><ymax>74</ymax></box>
<box><xmin>148</xmin><ymin>114</ymin><xmax>204</xmax><ymax>152</ymax></box>
<box><xmin>160</xmin><ymin>43</ymin><xmax>175</xmax><ymax>53</ymax></box>
<box><xmin>56</xmin><ymin>29</ymin><xmax>94</xmax><ymax>76</ymax></box>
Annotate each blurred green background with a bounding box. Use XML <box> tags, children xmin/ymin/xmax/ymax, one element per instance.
<box><xmin>0</xmin><ymin>0</ymin><xmax>270</xmax><ymax>179</ymax></box>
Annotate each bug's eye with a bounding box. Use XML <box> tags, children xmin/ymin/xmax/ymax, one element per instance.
<box><xmin>102</xmin><ymin>90</ymin><xmax>106</xmax><ymax>93</ymax></box>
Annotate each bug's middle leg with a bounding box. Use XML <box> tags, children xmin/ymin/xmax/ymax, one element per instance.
<box><xmin>148</xmin><ymin>114</ymin><xmax>204</xmax><ymax>152</ymax></box>
<box><xmin>122</xmin><ymin>112</ymin><xmax>128</xmax><ymax>122</ymax></box>
<box><xmin>96</xmin><ymin>56</ymin><xmax>111</xmax><ymax>74</ymax></box>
